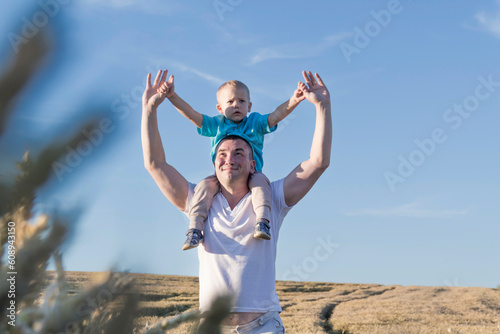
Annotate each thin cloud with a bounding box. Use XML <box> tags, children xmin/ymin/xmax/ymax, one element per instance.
<box><xmin>344</xmin><ymin>201</ymin><xmax>470</xmax><ymax>219</ymax></box>
<box><xmin>474</xmin><ymin>1</ymin><xmax>500</xmax><ymax>39</ymax></box>
<box><xmin>141</xmin><ymin>56</ymin><xmax>224</xmax><ymax>87</ymax></box>
<box><xmin>249</xmin><ymin>32</ymin><xmax>352</xmax><ymax>65</ymax></box>
<box><xmin>83</xmin><ymin>0</ymin><xmax>186</xmax><ymax>16</ymax></box>
<box><xmin>171</xmin><ymin>62</ymin><xmax>225</xmax><ymax>87</ymax></box>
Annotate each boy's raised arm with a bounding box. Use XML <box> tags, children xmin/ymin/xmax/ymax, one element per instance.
<box><xmin>158</xmin><ymin>73</ymin><xmax>204</xmax><ymax>128</ymax></box>
<box><xmin>267</xmin><ymin>83</ymin><xmax>306</xmax><ymax>128</ymax></box>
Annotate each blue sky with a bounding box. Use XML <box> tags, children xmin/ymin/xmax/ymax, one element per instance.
<box><xmin>1</xmin><ymin>0</ymin><xmax>499</xmax><ymax>288</ymax></box>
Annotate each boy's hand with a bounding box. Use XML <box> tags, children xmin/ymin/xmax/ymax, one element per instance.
<box><xmin>292</xmin><ymin>83</ymin><xmax>306</xmax><ymax>104</ymax></box>
<box><xmin>300</xmin><ymin>71</ymin><xmax>330</xmax><ymax>105</ymax></box>
<box><xmin>158</xmin><ymin>73</ymin><xmax>175</xmax><ymax>99</ymax></box>
<box><xmin>143</xmin><ymin>69</ymin><xmax>170</xmax><ymax>109</ymax></box>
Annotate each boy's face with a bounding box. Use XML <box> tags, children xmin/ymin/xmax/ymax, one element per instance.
<box><xmin>216</xmin><ymin>86</ymin><xmax>252</xmax><ymax>123</ymax></box>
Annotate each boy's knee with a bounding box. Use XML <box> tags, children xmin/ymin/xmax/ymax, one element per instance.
<box><xmin>196</xmin><ymin>175</ymin><xmax>220</xmax><ymax>194</ymax></box>
<box><xmin>249</xmin><ymin>172</ymin><xmax>270</xmax><ymax>188</ymax></box>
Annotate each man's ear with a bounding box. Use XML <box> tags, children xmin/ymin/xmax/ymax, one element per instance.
<box><xmin>248</xmin><ymin>101</ymin><xmax>252</xmax><ymax>113</ymax></box>
<box><xmin>249</xmin><ymin>159</ymin><xmax>256</xmax><ymax>174</ymax></box>
<box><xmin>216</xmin><ymin>104</ymin><xmax>223</xmax><ymax>114</ymax></box>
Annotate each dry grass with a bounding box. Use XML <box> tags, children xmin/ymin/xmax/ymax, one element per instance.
<box><xmin>327</xmin><ymin>285</ymin><xmax>500</xmax><ymax>334</ymax></box>
<box><xmin>45</xmin><ymin>272</ymin><xmax>500</xmax><ymax>334</ymax></box>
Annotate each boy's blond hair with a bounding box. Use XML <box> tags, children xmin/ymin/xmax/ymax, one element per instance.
<box><xmin>216</xmin><ymin>80</ymin><xmax>251</xmax><ymax>102</ymax></box>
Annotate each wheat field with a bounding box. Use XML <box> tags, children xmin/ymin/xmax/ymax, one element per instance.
<box><xmin>40</xmin><ymin>271</ymin><xmax>500</xmax><ymax>334</ymax></box>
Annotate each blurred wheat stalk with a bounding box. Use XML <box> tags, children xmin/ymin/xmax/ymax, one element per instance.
<box><xmin>0</xmin><ymin>12</ymin><xmax>229</xmax><ymax>334</ymax></box>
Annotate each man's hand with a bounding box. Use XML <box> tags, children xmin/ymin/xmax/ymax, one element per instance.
<box><xmin>142</xmin><ymin>69</ymin><xmax>171</xmax><ymax>109</ymax></box>
<box><xmin>300</xmin><ymin>71</ymin><xmax>330</xmax><ymax>105</ymax></box>
<box><xmin>158</xmin><ymin>73</ymin><xmax>175</xmax><ymax>99</ymax></box>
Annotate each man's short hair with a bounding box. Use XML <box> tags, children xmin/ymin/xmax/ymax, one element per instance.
<box><xmin>215</xmin><ymin>135</ymin><xmax>254</xmax><ymax>161</ymax></box>
<box><xmin>216</xmin><ymin>80</ymin><xmax>251</xmax><ymax>102</ymax></box>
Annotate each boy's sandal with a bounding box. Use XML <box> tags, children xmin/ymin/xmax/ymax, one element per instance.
<box><xmin>253</xmin><ymin>220</ymin><xmax>271</xmax><ymax>240</ymax></box>
<box><xmin>182</xmin><ymin>228</ymin><xmax>204</xmax><ymax>250</ymax></box>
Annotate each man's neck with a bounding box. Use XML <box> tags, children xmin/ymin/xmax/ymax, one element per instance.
<box><xmin>220</xmin><ymin>183</ymin><xmax>250</xmax><ymax>210</ymax></box>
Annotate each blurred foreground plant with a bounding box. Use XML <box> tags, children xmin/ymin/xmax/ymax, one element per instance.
<box><xmin>0</xmin><ymin>19</ymin><xmax>140</xmax><ymax>333</ymax></box>
<box><xmin>0</xmin><ymin>12</ymin><xmax>230</xmax><ymax>334</ymax></box>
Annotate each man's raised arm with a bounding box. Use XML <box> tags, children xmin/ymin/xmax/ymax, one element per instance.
<box><xmin>142</xmin><ymin>70</ymin><xmax>189</xmax><ymax>211</ymax></box>
<box><xmin>283</xmin><ymin>71</ymin><xmax>332</xmax><ymax>207</ymax></box>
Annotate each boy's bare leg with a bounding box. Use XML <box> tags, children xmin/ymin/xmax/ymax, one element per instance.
<box><xmin>184</xmin><ymin>175</ymin><xmax>219</xmax><ymax>250</ymax></box>
<box><xmin>248</xmin><ymin>172</ymin><xmax>272</xmax><ymax>240</ymax></box>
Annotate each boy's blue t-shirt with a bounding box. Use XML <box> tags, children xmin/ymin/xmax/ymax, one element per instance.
<box><xmin>197</xmin><ymin>113</ymin><xmax>277</xmax><ymax>172</ymax></box>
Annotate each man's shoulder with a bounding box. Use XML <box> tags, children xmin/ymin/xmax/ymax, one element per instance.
<box><xmin>269</xmin><ymin>177</ymin><xmax>293</xmax><ymax>220</ymax></box>
<box><xmin>270</xmin><ymin>178</ymin><xmax>282</xmax><ymax>187</ymax></box>
<box><xmin>270</xmin><ymin>178</ymin><xmax>286</xmax><ymax>197</ymax></box>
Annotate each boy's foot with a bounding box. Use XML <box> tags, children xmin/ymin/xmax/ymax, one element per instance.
<box><xmin>253</xmin><ymin>220</ymin><xmax>271</xmax><ymax>240</ymax></box>
<box><xmin>182</xmin><ymin>229</ymin><xmax>204</xmax><ymax>250</ymax></box>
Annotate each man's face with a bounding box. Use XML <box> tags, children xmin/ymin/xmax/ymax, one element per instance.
<box><xmin>214</xmin><ymin>138</ymin><xmax>255</xmax><ymax>184</ymax></box>
<box><xmin>216</xmin><ymin>87</ymin><xmax>252</xmax><ymax>123</ymax></box>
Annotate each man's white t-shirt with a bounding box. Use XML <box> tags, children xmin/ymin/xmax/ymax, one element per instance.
<box><xmin>183</xmin><ymin>178</ymin><xmax>292</xmax><ymax>313</ymax></box>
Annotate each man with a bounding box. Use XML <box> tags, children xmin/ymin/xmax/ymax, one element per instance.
<box><xmin>141</xmin><ymin>70</ymin><xmax>332</xmax><ymax>333</ymax></box>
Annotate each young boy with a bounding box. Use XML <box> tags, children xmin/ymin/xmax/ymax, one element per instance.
<box><xmin>158</xmin><ymin>71</ymin><xmax>305</xmax><ymax>250</ymax></box>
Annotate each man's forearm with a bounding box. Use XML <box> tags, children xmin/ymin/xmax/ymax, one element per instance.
<box><xmin>141</xmin><ymin>103</ymin><xmax>189</xmax><ymax>211</ymax></box>
<box><xmin>309</xmin><ymin>101</ymin><xmax>332</xmax><ymax>169</ymax></box>
<box><xmin>282</xmin><ymin>100</ymin><xmax>332</xmax><ymax>207</ymax></box>
<box><xmin>168</xmin><ymin>93</ymin><xmax>203</xmax><ymax>128</ymax></box>
<box><xmin>268</xmin><ymin>98</ymin><xmax>301</xmax><ymax>128</ymax></box>
<box><xmin>142</xmin><ymin>104</ymin><xmax>166</xmax><ymax>168</ymax></box>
